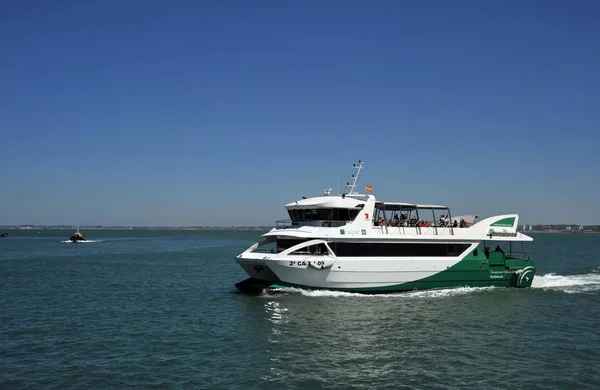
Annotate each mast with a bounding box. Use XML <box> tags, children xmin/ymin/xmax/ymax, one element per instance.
<box><xmin>344</xmin><ymin>160</ymin><xmax>363</xmax><ymax>194</ymax></box>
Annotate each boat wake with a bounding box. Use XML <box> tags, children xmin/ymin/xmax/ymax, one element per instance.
<box><xmin>532</xmin><ymin>272</ymin><xmax>600</xmax><ymax>294</ymax></box>
<box><xmin>263</xmin><ymin>271</ymin><xmax>600</xmax><ymax>297</ymax></box>
<box><xmin>60</xmin><ymin>240</ymin><xmax>102</xmax><ymax>244</ymax></box>
<box><xmin>264</xmin><ymin>286</ymin><xmax>497</xmax><ymax>299</ymax></box>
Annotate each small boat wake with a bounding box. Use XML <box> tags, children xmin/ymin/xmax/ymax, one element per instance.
<box><xmin>532</xmin><ymin>272</ymin><xmax>600</xmax><ymax>294</ymax></box>
<box><xmin>60</xmin><ymin>240</ymin><xmax>102</xmax><ymax>244</ymax></box>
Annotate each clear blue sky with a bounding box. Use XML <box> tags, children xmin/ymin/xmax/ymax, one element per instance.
<box><xmin>1</xmin><ymin>0</ymin><xmax>599</xmax><ymax>226</ymax></box>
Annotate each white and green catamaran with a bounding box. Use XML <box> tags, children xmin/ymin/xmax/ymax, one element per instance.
<box><xmin>235</xmin><ymin>161</ymin><xmax>535</xmax><ymax>293</ymax></box>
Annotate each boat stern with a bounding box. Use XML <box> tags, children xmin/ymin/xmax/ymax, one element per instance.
<box><xmin>511</xmin><ymin>264</ymin><xmax>536</xmax><ymax>288</ymax></box>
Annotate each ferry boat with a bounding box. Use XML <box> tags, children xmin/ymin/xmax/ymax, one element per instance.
<box><xmin>235</xmin><ymin>161</ymin><xmax>536</xmax><ymax>293</ymax></box>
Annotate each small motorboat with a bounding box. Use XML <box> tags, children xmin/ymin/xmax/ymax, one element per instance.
<box><xmin>69</xmin><ymin>229</ymin><xmax>86</xmax><ymax>242</ymax></box>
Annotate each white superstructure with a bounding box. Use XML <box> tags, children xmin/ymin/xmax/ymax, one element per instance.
<box><xmin>235</xmin><ymin>161</ymin><xmax>535</xmax><ymax>292</ymax></box>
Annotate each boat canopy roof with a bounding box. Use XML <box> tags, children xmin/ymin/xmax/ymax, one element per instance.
<box><xmin>375</xmin><ymin>202</ymin><xmax>449</xmax><ymax>210</ymax></box>
<box><xmin>285</xmin><ymin>197</ymin><xmax>448</xmax><ymax>211</ymax></box>
<box><xmin>286</xmin><ymin>196</ymin><xmax>366</xmax><ymax>210</ymax></box>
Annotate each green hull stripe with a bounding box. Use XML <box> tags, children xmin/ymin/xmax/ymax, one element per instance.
<box><xmin>491</xmin><ymin>217</ymin><xmax>516</xmax><ymax>227</ymax></box>
<box><xmin>270</xmin><ymin>250</ymin><xmax>536</xmax><ymax>292</ymax></box>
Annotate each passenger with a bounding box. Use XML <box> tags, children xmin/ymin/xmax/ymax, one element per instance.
<box><xmin>453</xmin><ymin>220</ymin><xmax>458</xmax><ymax>228</ymax></box>
<box><xmin>459</xmin><ymin>219</ymin><xmax>466</xmax><ymax>228</ymax></box>
<box><xmin>495</xmin><ymin>245</ymin><xmax>503</xmax><ymax>253</ymax></box>
<box><xmin>484</xmin><ymin>247</ymin><xmax>490</xmax><ymax>258</ymax></box>
<box><xmin>424</xmin><ymin>221</ymin><xmax>431</xmax><ymax>227</ymax></box>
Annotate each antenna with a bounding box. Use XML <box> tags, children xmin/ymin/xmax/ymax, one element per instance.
<box><xmin>343</xmin><ymin>160</ymin><xmax>363</xmax><ymax>194</ymax></box>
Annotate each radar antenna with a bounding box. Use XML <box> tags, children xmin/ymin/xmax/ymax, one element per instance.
<box><xmin>343</xmin><ymin>160</ymin><xmax>364</xmax><ymax>195</ymax></box>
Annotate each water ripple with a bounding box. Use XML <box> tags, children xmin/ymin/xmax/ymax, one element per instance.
<box><xmin>1</xmin><ymin>231</ymin><xmax>600</xmax><ymax>389</ymax></box>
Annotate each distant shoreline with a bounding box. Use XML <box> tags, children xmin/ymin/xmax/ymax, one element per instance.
<box><xmin>0</xmin><ymin>224</ymin><xmax>600</xmax><ymax>234</ymax></box>
<box><xmin>527</xmin><ymin>230</ymin><xmax>600</xmax><ymax>234</ymax></box>
<box><xmin>0</xmin><ymin>226</ymin><xmax>272</xmax><ymax>231</ymax></box>
<box><xmin>1</xmin><ymin>226</ymin><xmax>599</xmax><ymax>234</ymax></box>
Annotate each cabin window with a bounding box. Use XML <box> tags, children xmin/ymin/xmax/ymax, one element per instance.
<box><xmin>277</xmin><ymin>238</ymin><xmax>308</xmax><ymax>252</ymax></box>
<box><xmin>288</xmin><ymin>208</ymin><xmax>360</xmax><ymax>222</ymax></box>
<box><xmin>254</xmin><ymin>239</ymin><xmax>277</xmax><ymax>253</ymax></box>
<box><xmin>290</xmin><ymin>243</ymin><xmax>328</xmax><ymax>255</ymax></box>
<box><xmin>328</xmin><ymin>243</ymin><xmax>471</xmax><ymax>257</ymax></box>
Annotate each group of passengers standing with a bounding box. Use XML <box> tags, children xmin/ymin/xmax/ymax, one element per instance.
<box><xmin>374</xmin><ymin>213</ymin><xmax>470</xmax><ymax>228</ymax></box>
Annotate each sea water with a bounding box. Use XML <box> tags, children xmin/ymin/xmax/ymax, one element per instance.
<box><xmin>1</xmin><ymin>230</ymin><xmax>599</xmax><ymax>389</ymax></box>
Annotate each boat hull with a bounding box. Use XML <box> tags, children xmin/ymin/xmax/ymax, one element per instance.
<box><xmin>235</xmin><ymin>251</ymin><xmax>536</xmax><ymax>293</ymax></box>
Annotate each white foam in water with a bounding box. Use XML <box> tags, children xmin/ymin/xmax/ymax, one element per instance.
<box><xmin>532</xmin><ymin>273</ymin><xmax>600</xmax><ymax>294</ymax></box>
<box><xmin>60</xmin><ymin>240</ymin><xmax>101</xmax><ymax>243</ymax></box>
<box><xmin>265</xmin><ymin>285</ymin><xmax>496</xmax><ymax>298</ymax></box>
<box><xmin>264</xmin><ymin>272</ymin><xmax>600</xmax><ymax>297</ymax></box>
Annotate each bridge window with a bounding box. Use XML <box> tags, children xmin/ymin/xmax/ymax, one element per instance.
<box><xmin>288</xmin><ymin>208</ymin><xmax>360</xmax><ymax>222</ymax></box>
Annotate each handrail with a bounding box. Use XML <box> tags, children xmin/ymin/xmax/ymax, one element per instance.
<box><xmin>506</xmin><ymin>252</ymin><xmax>531</xmax><ymax>260</ymax></box>
<box><xmin>374</xmin><ymin>224</ymin><xmax>455</xmax><ymax>236</ymax></box>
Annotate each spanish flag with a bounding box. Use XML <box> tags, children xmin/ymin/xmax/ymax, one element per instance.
<box><xmin>364</xmin><ymin>184</ymin><xmax>373</xmax><ymax>192</ymax></box>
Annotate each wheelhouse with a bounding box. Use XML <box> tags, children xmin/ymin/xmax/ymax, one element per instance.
<box><xmin>285</xmin><ymin>207</ymin><xmax>361</xmax><ymax>226</ymax></box>
<box><xmin>277</xmin><ymin>195</ymin><xmax>366</xmax><ymax>228</ymax></box>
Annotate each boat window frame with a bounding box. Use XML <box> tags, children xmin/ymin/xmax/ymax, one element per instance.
<box><xmin>289</xmin><ymin>243</ymin><xmax>329</xmax><ymax>256</ymax></box>
<box><xmin>287</xmin><ymin>207</ymin><xmax>361</xmax><ymax>223</ymax></box>
<box><xmin>328</xmin><ymin>242</ymin><xmax>472</xmax><ymax>257</ymax></box>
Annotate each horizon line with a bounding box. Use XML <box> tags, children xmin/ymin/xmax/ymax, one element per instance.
<box><xmin>2</xmin><ymin>223</ymin><xmax>600</xmax><ymax>229</ymax></box>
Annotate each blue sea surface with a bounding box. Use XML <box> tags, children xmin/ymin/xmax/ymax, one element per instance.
<box><xmin>1</xmin><ymin>230</ymin><xmax>599</xmax><ymax>389</ymax></box>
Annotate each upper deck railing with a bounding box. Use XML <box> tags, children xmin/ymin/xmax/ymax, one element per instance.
<box><xmin>275</xmin><ymin>219</ymin><xmax>458</xmax><ymax>234</ymax></box>
<box><xmin>506</xmin><ymin>251</ymin><xmax>531</xmax><ymax>260</ymax></box>
<box><xmin>274</xmin><ymin>220</ymin><xmax>523</xmax><ymax>240</ymax></box>
<box><xmin>373</xmin><ymin>225</ymin><xmax>455</xmax><ymax>236</ymax></box>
